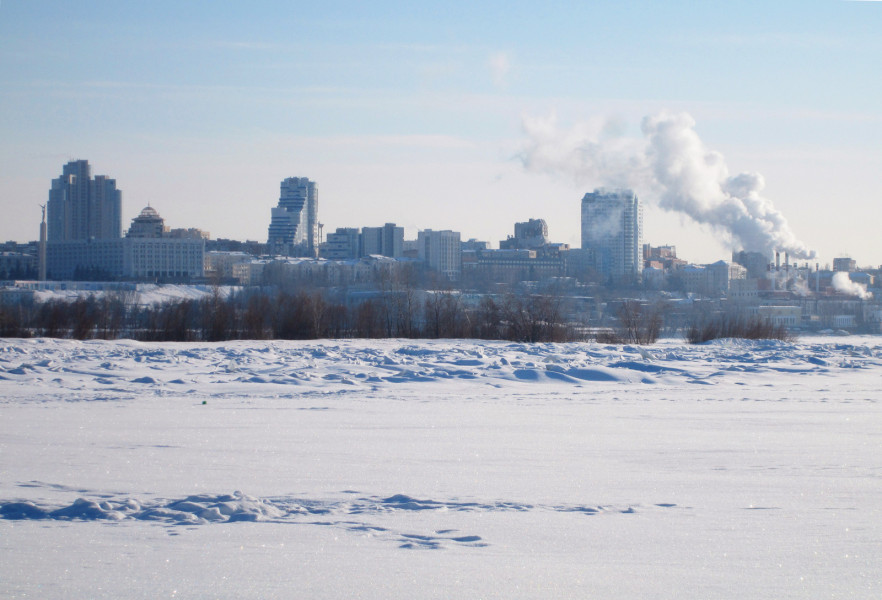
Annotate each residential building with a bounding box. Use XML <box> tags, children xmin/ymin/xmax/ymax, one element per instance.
<box><xmin>267</xmin><ymin>177</ymin><xmax>319</xmax><ymax>257</ymax></box>
<box><xmin>205</xmin><ymin>251</ymin><xmax>252</xmax><ymax>281</ymax></box>
<box><xmin>47</xmin><ymin>160</ymin><xmax>121</xmax><ymax>242</ymax></box>
<box><xmin>707</xmin><ymin>260</ymin><xmax>747</xmax><ymax>294</ymax></box>
<box><xmin>580</xmin><ymin>188</ymin><xmax>642</xmax><ymax>282</ymax></box>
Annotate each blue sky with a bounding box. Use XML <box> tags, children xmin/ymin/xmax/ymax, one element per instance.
<box><xmin>2</xmin><ymin>1</ymin><xmax>881</xmax><ymax>264</ymax></box>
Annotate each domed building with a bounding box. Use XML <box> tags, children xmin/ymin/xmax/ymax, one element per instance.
<box><xmin>43</xmin><ymin>159</ymin><xmax>206</xmax><ymax>281</ymax></box>
<box><xmin>126</xmin><ymin>206</ymin><xmax>166</xmax><ymax>238</ymax></box>
<box><xmin>121</xmin><ymin>205</ymin><xmax>206</xmax><ymax>281</ymax></box>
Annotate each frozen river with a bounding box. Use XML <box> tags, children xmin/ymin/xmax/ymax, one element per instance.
<box><xmin>1</xmin><ymin>337</ymin><xmax>880</xmax><ymax>598</ymax></box>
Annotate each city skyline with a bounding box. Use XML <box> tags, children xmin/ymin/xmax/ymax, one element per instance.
<box><xmin>15</xmin><ymin>155</ymin><xmax>879</xmax><ymax>272</ymax></box>
<box><xmin>2</xmin><ymin>2</ymin><xmax>882</xmax><ymax>265</ymax></box>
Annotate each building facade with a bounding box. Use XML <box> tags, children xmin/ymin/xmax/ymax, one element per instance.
<box><xmin>580</xmin><ymin>188</ymin><xmax>642</xmax><ymax>282</ymax></box>
<box><xmin>500</xmin><ymin>218</ymin><xmax>549</xmax><ymax>250</ymax></box>
<box><xmin>122</xmin><ymin>206</ymin><xmax>204</xmax><ymax>280</ymax></box>
<box><xmin>47</xmin><ymin>205</ymin><xmax>204</xmax><ymax>281</ymax></box>
<box><xmin>465</xmin><ymin>248</ymin><xmax>565</xmax><ymax>284</ymax></box>
<box><xmin>46</xmin><ymin>239</ymin><xmax>126</xmax><ymax>280</ymax></box>
<box><xmin>417</xmin><ymin>229</ymin><xmax>461</xmax><ymax>280</ymax></box>
<box><xmin>267</xmin><ymin>177</ymin><xmax>319</xmax><ymax>257</ymax></box>
<box><xmin>732</xmin><ymin>250</ymin><xmax>771</xmax><ymax>280</ymax></box>
<box><xmin>323</xmin><ymin>228</ymin><xmax>361</xmax><ymax>260</ymax></box>
<box><xmin>833</xmin><ymin>257</ymin><xmax>857</xmax><ymax>272</ymax></box>
<box><xmin>361</xmin><ymin>223</ymin><xmax>404</xmax><ymax>258</ymax></box>
<box><xmin>47</xmin><ymin>160</ymin><xmax>121</xmax><ymax>242</ymax></box>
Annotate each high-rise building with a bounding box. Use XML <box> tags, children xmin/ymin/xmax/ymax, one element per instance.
<box><xmin>418</xmin><ymin>229</ymin><xmax>461</xmax><ymax>280</ymax></box>
<box><xmin>361</xmin><ymin>223</ymin><xmax>404</xmax><ymax>258</ymax></box>
<box><xmin>47</xmin><ymin>160</ymin><xmax>122</xmax><ymax>242</ymax></box>
<box><xmin>267</xmin><ymin>177</ymin><xmax>319</xmax><ymax>257</ymax></box>
<box><xmin>580</xmin><ymin>188</ymin><xmax>642</xmax><ymax>281</ymax></box>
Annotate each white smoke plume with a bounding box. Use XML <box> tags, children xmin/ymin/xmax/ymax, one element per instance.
<box><xmin>519</xmin><ymin>111</ymin><xmax>815</xmax><ymax>259</ymax></box>
<box><xmin>832</xmin><ymin>272</ymin><xmax>872</xmax><ymax>300</ymax></box>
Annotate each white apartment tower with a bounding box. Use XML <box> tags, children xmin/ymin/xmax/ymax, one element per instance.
<box><xmin>267</xmin><ymin>177</ymin><xmax>319</xmax><ymax>257</ymax></box>
<box><xmin>580</xmin><ymin>188</ymin><xmax>642</xmax><ymax>281</ymax></box>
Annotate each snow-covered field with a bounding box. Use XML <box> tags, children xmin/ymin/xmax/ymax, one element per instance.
<box><xmin>1</xmin><ymin>336</ymin><xmax>880</xmax><ymax>599</ymax></box>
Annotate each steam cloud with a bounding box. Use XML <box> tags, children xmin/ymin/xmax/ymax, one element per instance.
<box><xmin>519</xmin><ymin>111</ymin><xmax>815</xmax><ymax>259</ymax></box>
<box><xmin>832</xmin><ymin>272</ymin><xmax>872</xmax><ymax>300</ymax></box>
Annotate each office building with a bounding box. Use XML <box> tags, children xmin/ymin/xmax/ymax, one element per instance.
<box><xmin>417</xmin><ymin>229</ymin><xmax>461</xmax><ymax>280</ymax></box>
<box><xmin>361</xmin><ymin>223</ymin><xmax>404</xmax><ymax>258</ymax></box>
<box><xmin>47</xmin><ymin>205</ymin><xmax>204</xmax><ymax>281</ymax></box>
<box><xmin>122</xmin><ymin>206</ymin><xmax>204</xmax><ymax>280</ymax></box>
<box><xmin>500</xmin><ymin>218</ymin><xmax>549</xmax><ymax>250</ymax></box>
<box><xmin>323</xmin><ymin>228</ymin><xmax>361</xmax><ymax>260</ymax></box>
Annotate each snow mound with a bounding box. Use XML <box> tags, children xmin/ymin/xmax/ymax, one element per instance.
<box><xmin>4</xmin><ymin>337</ymin><xmax>880</xmax><ymax>404</ymax></box>
<box><xmin>1</xmin><ymin>490</ymin><xmax>673</xmax><ymax>550</ymax></box>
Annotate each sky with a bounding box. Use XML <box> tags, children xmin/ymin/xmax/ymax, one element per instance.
<box><xmin>1</xmin><ymin>1</ymin><xmax>881</xmax><ymax>266</ymax></box>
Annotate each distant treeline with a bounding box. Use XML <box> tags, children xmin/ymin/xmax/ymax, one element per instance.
<box><xmin>0</xmin><ymin>288</ymin><xmax>579</xmax><ymax>343</ymax></box>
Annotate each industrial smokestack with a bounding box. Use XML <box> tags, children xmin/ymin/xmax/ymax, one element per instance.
<box><xmin>519</xmin><ymin>111</ymin><xmax>816</xmax><ymax>260</ymax></box>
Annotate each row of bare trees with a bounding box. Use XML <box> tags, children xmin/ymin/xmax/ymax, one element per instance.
<box><xmin>0</xmin><ymin>287</ymin><xmax>579</xmax><ymax>343</ymax></box>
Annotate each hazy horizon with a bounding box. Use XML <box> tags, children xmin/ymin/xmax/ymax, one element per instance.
<box><xmin>2</xmin><ymin>1</ymin><xmax>881</xmax><ymax>266</ymax></box>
